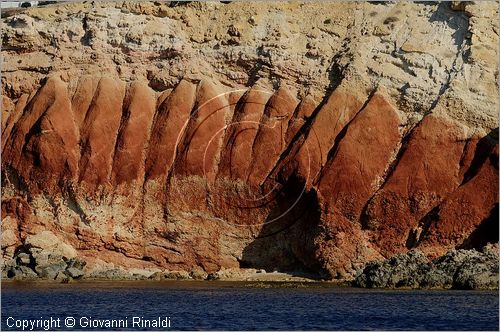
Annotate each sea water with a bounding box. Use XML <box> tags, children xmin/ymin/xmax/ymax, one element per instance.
<box><xmin>1</xmin><ymin>281</ymin><xmax>498</xmax><ymax>330</ymax></box>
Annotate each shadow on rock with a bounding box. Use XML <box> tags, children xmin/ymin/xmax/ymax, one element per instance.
<box><xmin>239</xmin><ymin>175</ymin><xmax>326</xmax><ymax>279</ymax></box>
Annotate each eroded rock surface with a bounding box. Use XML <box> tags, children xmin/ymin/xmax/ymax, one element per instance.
<box><xmin>1</xmin><ymin>1</ymin><xmax>498</xmax><ymax>283</ymax></box>
<box><xmin>354</xmin><ymin>244</ymin><xmax>499</xmax><ymax>289</ymax></box>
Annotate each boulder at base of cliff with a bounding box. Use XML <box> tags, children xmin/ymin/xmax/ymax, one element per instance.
<box><xmin>354</xmin><ymin>245</ymin><xmax>499</xmax><ymax>290</ymax></box>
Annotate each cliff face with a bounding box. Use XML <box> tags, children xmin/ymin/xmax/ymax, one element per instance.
<box><xmin>1</xmin><ymin>1</ymin><xmax>498</xmax><ymax>278</ymax></box>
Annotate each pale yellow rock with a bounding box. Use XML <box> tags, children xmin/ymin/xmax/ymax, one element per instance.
<box><xmin>1</xmin><ymin>229</ymin><xmax>19</xmax><ymax>253</ymax></box>
<box><xmin>0</xmin><ymin>1</ymin><xmax>496</xmax><ymax>132</ymax></box>
<box><xmin>25</xmin><ymin>231</ymin><xmax>77</xmax><ymax>258</ymax></box>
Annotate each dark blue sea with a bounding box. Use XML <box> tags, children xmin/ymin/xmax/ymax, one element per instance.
<box><xmin>1</xmin><ymin>281</ymin><xmax>498</xmax><ymax>331</ymax></box>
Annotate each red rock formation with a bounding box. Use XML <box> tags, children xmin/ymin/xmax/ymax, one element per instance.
<box><xmin>285</xmin><ymin>95</ymin><xmax>316</xmax><ymax>145</ymax></box>
<box><xmin>217</xmin><ymin>85</ymin><xmax>271</xmax><ymax>181</ymax></box>
<box><xmin>419</xmin><ymin>143</ymin><xmax>499</xmax><ymax>255</ymax></box>
<box><xmin>364</xmin><ymin>115</ymin><xmax>469</xmax><ymax>257</ymax></box>
<box><xmin>2</xmin><ymin>93</ymin><xmax>28</xmax><ymax>152</ymax></box>
<box><xmin>145</xmin><ymin>80</ymin><xmax>196</xmax><ymax>182</ymax></box>
<box><xmin>318</xmin><ymin>93</ymin><xmax>401</xmax><ymax>222</ymax></box>
<box><xmin>247</xmin><ymin>87</ymin><xmax>298</xmax><ymax>186</ymax></box>
<box><xmin>175</xmin><ymin>79</ymin><xmax>230</xmax><ymax>181</ymax></box>
<box><xmin>272</xmin><ymin>89</ymin><xmax>367</xmax><ymax>189</ymax></box>
<box><xmin>3</xmin><ymin>76</ymin><xmax>79</xmax><ymax>192</ymax></box>
<box><xmin>111</xmin><ymin>81</ymin><xmax>156</xmax><ymax>187</ymax></box>
<box><xmin>1</xmin><ymin>76</ymin><xmax>498</xmax><ymax>278</ymax></box>
<box><xmin>78</xmin><ymin>77</ymin><xmax>126</xmax><ymax>190</ymax></box>
<box><xmin>314</xmin><ymin>93</ymin><xmax>402</xmax><ymax>276</ymax></box>
<box><xmin>71</xmin><ymin>76</ymin><xmax>100</xmax><ymax>131</ymax></box>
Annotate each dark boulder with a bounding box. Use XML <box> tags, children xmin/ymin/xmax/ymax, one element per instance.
<box><xmin>355</xmin><ymin>246</ymin><xmax>499</xmax><ymax>290</ymax></box>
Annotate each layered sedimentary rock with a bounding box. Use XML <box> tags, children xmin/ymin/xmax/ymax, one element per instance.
<box><xmin>1</xmin><ymin>1</ymin><xmax>498</xmax><ymax>280</ymax></box>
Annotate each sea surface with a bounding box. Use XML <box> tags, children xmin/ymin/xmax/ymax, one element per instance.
<box><xmin>1</xmin><ymin>281</ymin><xmax>498</xmax><ymax>331</ymax></box>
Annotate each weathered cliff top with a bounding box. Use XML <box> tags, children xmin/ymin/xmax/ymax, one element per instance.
<box><xmin>2</xmin><ymin>0</ymin><xmax>498</xmax><ymax>134</ymax></box>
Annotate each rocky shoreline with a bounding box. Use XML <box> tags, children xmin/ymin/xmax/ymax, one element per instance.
<box><xmin>354</xmin><ymin>244</ymin><xmax>499</xmax><ymax>290</ymax></box>
<box><xmin>3</xmin><ymin>243</ymin><xmax>498</xmax><ymax>290</ymax></box>
<box><xmin>1</xmin><ymin>235</ymin><xmax>322</xmax><ymax>283</ymax></box>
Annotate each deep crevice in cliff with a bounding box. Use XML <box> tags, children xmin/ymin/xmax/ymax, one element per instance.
<box><xmin>239</xmin><ymin>175</ymin><xmax>324</xmax><ymax>277</ymax></box>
